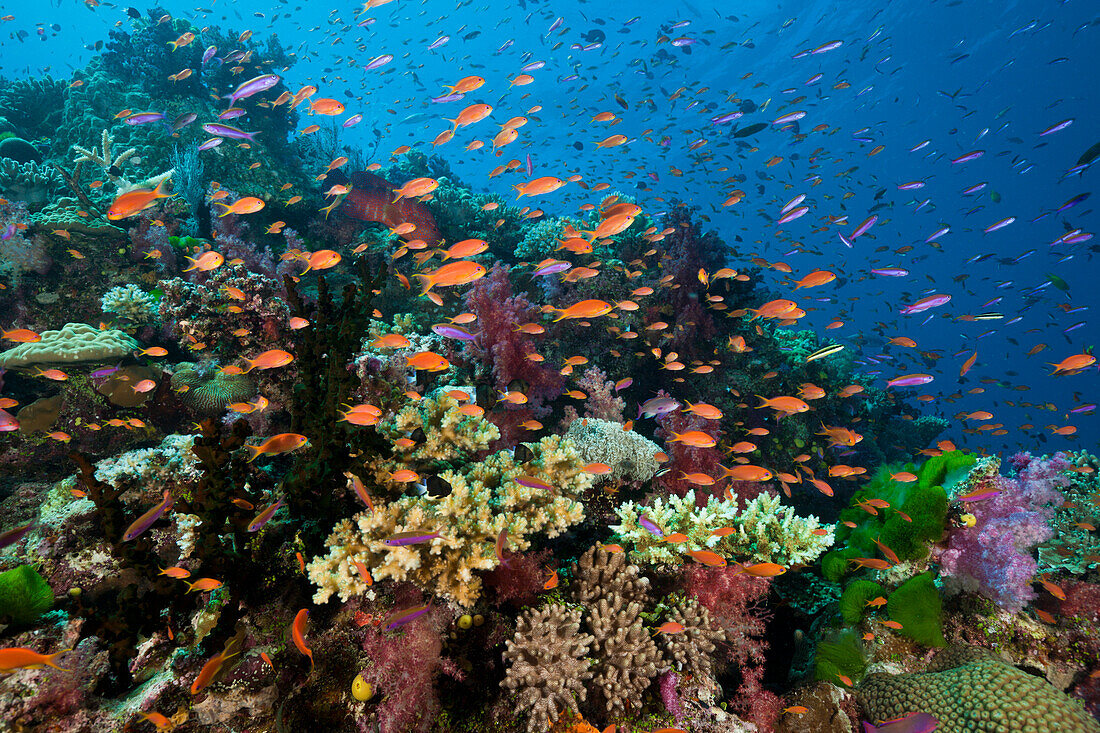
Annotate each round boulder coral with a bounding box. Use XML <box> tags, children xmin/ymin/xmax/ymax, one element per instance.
<box><xmin>858</xmin><ymin>646</ymin><xmax>1099</xmax><ymax>732</ymax></box>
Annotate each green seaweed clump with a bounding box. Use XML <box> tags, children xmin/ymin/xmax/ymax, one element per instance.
<box><xmin>0</xmin><ymin>564</ymin><xmax>55</xmax><ymax>625</ymax></box>
<box><xmin>886</xmin><ymin>572</ymin><xmax>946</xmax><ymax>648</ymax></box>
<box><xmin>839</xmin><ymin>579</ymin><xmax>885</xmax><ymax>625</ymax></box>
<box><xmin>813</xmin><ymin>628</ymin><xmax>867</xmax><ymax>687</ymax></box>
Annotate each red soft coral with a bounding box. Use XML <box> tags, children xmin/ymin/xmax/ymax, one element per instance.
<box><xmin>482</xmin><ymin>548</ymin><xmax>554</xmax><ymax>607</ymax></box>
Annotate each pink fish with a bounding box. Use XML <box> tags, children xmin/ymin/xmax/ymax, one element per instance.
<box><xmin>862</xmin><ymin>712</ymin><xmax>939</xmax><ymax>733</ymax></box>
<box><xmin>899</xmin><ymin>294</ymin><xmax>951</xmax><ymax>314</ymax></box>
<box><xmin>886</xmin><ymin>373</ymin><xmax>934</xmax><ymax>388</ymax></box>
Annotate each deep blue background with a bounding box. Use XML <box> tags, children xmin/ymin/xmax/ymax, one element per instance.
<box><xmin>2</xmin><ymin>0</ymin><xmax>1097</xmax><ymax>454</ymax></box>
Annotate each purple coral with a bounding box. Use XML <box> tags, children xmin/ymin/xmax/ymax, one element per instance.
<box><xmin>939</xmin><ymin>452</ymin><xmax>1069</xmax><ymax>611</ymax></box>
<box><xmin>658</xmin><ymin>670</ymin><xmax>684</xmax><ymax>722</ymax></box>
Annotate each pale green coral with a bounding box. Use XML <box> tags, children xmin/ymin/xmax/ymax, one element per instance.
<box><xmin>101</xmin><ymin>284</ymin><xmax>158</xmax><ymax>323</ymax></box>
<box><xmin>1038</xmin><ymin>450</ymin><xmax>1100</xmax><ymax>575</ymax></box>
<box><xmin>611</xmin><ymin>489</ymin><xmax>834</xmax><ymax>567</ymax></box>
<box><xmin>378</xmin><ymin>388</ymin><xmax>500</xmax><ymax>465</ymax></box>
<box><xmin>308</xmin><ymin>434</ymin><xmax>593</xmax><ymax>607</ymax></box>
<box><xmin>93</xmin><ymin>433</ymin><xmax>200</xmax><ymax>489</ymax></box>
<box><xmin>564</xmin><ymin>417</ymin><xmax>660</xmax><ymax>483</ymax></box>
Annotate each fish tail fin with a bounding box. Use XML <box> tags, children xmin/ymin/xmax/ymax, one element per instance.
<box><xmin>167</xmin><ymin>40</ymin><xmax>178</xmax><ymax>50</ymax></box>
<box><xmin>47</xmin><ymin>648</ymin><xmax>72</xmax><ymax>671</ymax></box>
<box><xmin>551</xmin><ymin>308</ymin><xmax>567</xmax><ymax>322</ymax></box>
<box><xmin>213</xmin><ymin>202</ymin><xmax>231</xmax><ymax>218</ymax></box>
<box><xmin>754</xmin><ymin>395</ymin><xmax>770</xmax><ymax>409</ymax></box>
<box><xmin>414</xmin><ymin>273</ymin><xmax>435</xmax><ymax>296</ymax></box>
<box><xmin>244</xmin><ymin>444</ymin><xmax>264</xmax><ymax>463</ymax></box>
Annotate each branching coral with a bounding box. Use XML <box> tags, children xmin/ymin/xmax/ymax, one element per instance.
<box><xmin>587</xmin><ymin>594</ymin><xmax>662</xmax><ymax>720</ymax></box>
<box><xmin>657</xmin><ymin>597</ymin><xmax>726</xmax><ymax>679</ymax></box>
<box><xmin>93</xmin><ymin>433</ymin><xmax>200</xmax><ymax>489</ymax></box>
<box><xmin>100</xmin><ymin>284</ymin><xmax>158</xmax><ymax>323</ymax></box>
<box><xmin>377</xmin><ymin>389</ymin><xmax>499</xmax><ymax>466</ymax></box>
<box><xmin>502</xmin><ymin>605</ymin><xmax>595</xmax><ymax>733</ymax></box>
<box><xmin>308</xmin><ymin>434</ymin><xmax>592</xmax><ymax>607</ymax></box>
<box><xmin>611</xmin><ymin>489</ymin><xmax>834</xmax><ymax>567</ymax></box>
<box><xmin>72</xmin><ymin>128</ymin><xmax>173</xmax><ymax>195</ymax></box>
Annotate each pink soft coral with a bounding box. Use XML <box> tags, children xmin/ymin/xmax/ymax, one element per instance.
<box><xmin>939</xmin><ymin>452</ymin><xmax>1069</xmax><ymax>611</ymax></box>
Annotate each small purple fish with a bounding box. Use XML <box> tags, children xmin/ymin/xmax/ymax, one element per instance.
<box><xmin>671</xmin><ymin>37</ymin><xmax>696</xmax><ymax>47</ymax></box>
<box><xmin>431</xmin><ymin>323</ymin><xmax>477</xmax><ymax>341</ymax></box>
<box><xmin>522</xmin><ymin>60</ymin><xmax>546</xmax><ymax>72</ymax></box>
<box><xmin>614</xmin><ymin>377</ymin><xmax>632</xmax><ymax>392</ymax></box>
<box><xmin>772</xmin><ymin>110</ymin><xmax>806</xmax><ymax>126</ymax></box>
<box><xmin>711</xmin><ymin>111</ymin><xmax>743</xmax><ymax>125</ymax></box>
<box><xmin>515</xmin><ymin>476</ymin><xmax>553</xmax><ymax>491</ymax></box>
<box><xmin>900</xmin><ymin>293</ymin><xmax>951</xmax><ymax>314</ymax></box>
<box><xmin>951</xmin><ymin>149</ymin><xmax>984</xmax><ymax>164</ymax></box>
<box><xmin>546</xmin><ymin>16</ymin><xmax>563</xmax><ymax>35</ymax></box>
<box><xmin>910</xmin><ymin>139</ymin><xmax>931</xmax><ymax>152</ymax></box>
<box><xmin>812</xmin><ymin>39</ymin><xmax>844</xmax><ymax>54</ymax></box>
<box><xmin>385</xmin><ymin>604</ymin><xmax>430</xmax><ymax>630</ymax></box>
<box><xmin>121</xmin><ymin>490</ymin><xmax>173</xmax><ymax>542</ymax></box>
<box><xmin>432</xmin><ymin>92</ymin><xmax>465</xmax><ymax>104</ymax></box>
<box><xmin>343</xmin><ymin>113</ymin><xmax>363</xmax><ymax>128</ymax></box>
<box><xmin>862</xmin><ymin>712</ymin><xmax>939</xmax><ymax>733</ymax></box>
<box><xmin>383</xmin><ymin>531</ymin><xmax>440</xmax><ymax>547</ymax></box>
<box><xmin>497</xmin><ymin>39</ymin><xmax>514</xmax><ymax>53</ymax></box>
<box><xmin>983</xmin><ymin>217</ymin><xmax>1015</xmax><ymax>233</ymax></box>
<box><xmin>201</xmin><ymin>45</ymin><xmax>217</xmax><ymax>64</ymax></box>
<box><xmin>0</xmin><ymin>521</ymin><xmax>35</xmax><ymax>550</ymax></box>
<box><xmin>886</xmin><ymin>373</ymin><xmax>935</xmax><ymax>388</ymax></box>
<box><xmin>838</xmin><ymin>233</ymin><xmax>853</xmax><ymax>248</ymax></box>
<box><xmin>247</xmin><ymin>498</ymin><xmax>284</xmax><ymax>532</ymax></box>
<box><xmin>925</xmin><ymin>225</ymin><xmax>950</xmax><ymax>242</ymax></box>
<box><xmin>638</xmin><ymin>513</ymin><xmax>664</xmax><ymax>538</ymax></box>
<box><xmin>961</xmin><ymin>182</ymin><xmax>987</xmax><ymax>195</ymax></box>
<box><xmin>777</xmin><ymin>206</ymin><xmax>809</xmax><ymax>225</ymax></box>
<box><xmin>1039</xmin><ymin>118</ymin><xmax>1072</xmax><ymax>136</ymax></box>
<box><xmin>533</xmin><ymin>260</ymin><xmax>571</xmax><ymax>276</ymax></box>
<box><xmin>638</xmin><ymin>396</ymin><xmax>679</xmax><ymax>418</ymax></box>
<box><xmin>89</xmin><ymin>366</ymin><xmax>120</xmax><ymax>379</ymax></box>
<box><xmin>427</xmin><ymin>35</ymin><xmax>449</xmax><ymax>50</ymax></box>
<box><xmin>226</xmin><ymin>73</ymin><xmax>280</xmax><ymax>103</ymax></box>
<box><xmin>124</xmin><ymin>112</ymin><xmax>166</xmax><ymax>125</ymax></box>
<box><xmin>957</xmin><ymin>488</ymin><xmax>1001</xmax><ymax>502</ymax></box>
<box><xmin>851</xmin><ymin>215</ymin><xmax>877</xmax><ymax>239</ymax></box>
<box><xmin>871</xmin><ymin>267</ymin><xmax>909</xmax><ymax>277</ymax></box>
<box><xmin>197</xmin><ymin>137</ymin><xmax>224</xmax><ymax>151</ymax></box>
<box><xmin>218</xmin><ymin>107</ymin><xmax>247</xmax><ymax>120</ymax></box>
<box><xmin>201</xmin><ymin>123</ymin><xmax>258</xmax><ymax>141</ymax></box>
<box><xmin>364</xmin><ymin>54</ymin><xmax>393</xmax><ymax>70</ymax></box>
<box><xmin>897</xmin><ymin>181</ymin><xmax>925</xmax><ymax>190</ymax></box>
<box><xmin>171</xmin><ymin>112</ymin><xmax>197</xmax><ymax>131</ymax></box>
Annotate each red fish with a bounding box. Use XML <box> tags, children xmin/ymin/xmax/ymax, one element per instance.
<box><xmin>339</xmin><ymin>172</ymin><xmax>441</xmax><ymax>246</ymax></box>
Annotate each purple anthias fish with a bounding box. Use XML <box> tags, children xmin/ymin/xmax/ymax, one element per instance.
<box><xmin>522</xmin><ymin>60</ymin><xmax>546</xmax><ymax>72</ymax></box>
<box><xmin>638</xmin><ymin>395</ymin><xmax>679</xmax><ymax>418</ymax></box>
<box><xmin>897</xmin><ymin>181</ymin><xmax>925</xmax><ymax>190</ymax></box>
<box><xmin>121</xmin><ymin>489</ymin><xmax>173</xmax><ymax>542</ymax></box>
<box><xmin>887</xmin><ymin>374</ymin><xmax>935</xmax><ymax>387</ymax></box>
<box><xmin>1039</xmin><ymin>118</ymin><xmax>1073</xmax><ymax>136</ymax></box>
<box><xmin>900</xmin><ymin>293</ymin><xmax>951</xmax><ymax>314</ymax></box>
<box><xmin>670</xmin><ymin>37</ymin><xmax>696</xmax><ymax>46</ymax></box>
<box><xmin>383</xmin><ymin>531</ymin><xmax>440</xmax><ymax>547</ymax></box>
<box><xmin>247</xmin><ymin>498</ymin><xmax>284</xmax><ymax>532</ymax></box>
<box><xmin>432</xmin><ymin>93</ymin><xmax>465</xmax><ymax>104</ymax></box>
<box><xmin>218</xmin><ymin>107</ymin><xmax>247</xmax><ymax>120</ymax></box>
<box><xmin>777</xmin><ymin>206</ymin><xmax>809</xmax><ymax>225</ymax></box>
<box><xmin>171</xmin><ymin>112</ymin><xmax>197</xmax><ymax>131</ymax></box>
<box><xmin>430</xmin><ymin>323</ymin><xmax>477</xmax><ymax>341</ymax></box>
<box><xmin>862</xmin><ymin>712</ymin><xmax>939</xmax><ymax>733</ymax></box>
<box><xmin>427</xmin><ymin>35</ymin><xmax>449</xmax><ymax>50</ymax></box>
<box><xmin>365</xmin><ymin>54</ymin><xmax>393</xmax><ymax>70</ymax></box>
<box><xmin>638</xmin><ymin>513</ymin><xmax>663</xmax><ymax>538</ymax></box>
<box><xmin>226</xmin><ymin>73</ymin><xmax>280</xmax><ymax>104</ymax></box>
<box><xmin>533</xmin><ymin>260</ymin><xmax>570</xmax><ymax>276</ymax></box>
<box><xmin>89</xmin><ymin>365</ymin><xmax>120</xmax><ymax>379</ymax></box>
<box><xmin>0</xmin><ymin>521</ymin><xmax>35</xmax><ymax>549</ymax></box>
<box><xmin>961</xmin><ymin>182</ymin><xmax>987</xmax><ymax>195</ymax></box>
<box><xmin>124</xmin><ymin>112</ymin><xmax>166</xmax><ymax>125</ymax></box>
<box><xmin>201</xmin><ymin>45</ymin><xmax>217</xmax><ymax>64</ymax></box>
<box><xmin>812</xmin><ymin>39</ymin><xmax>844</xmax><ymax>54</ymax></box>
<box><xmin>957</xmin><ymin>488</ymin><xmax>1000</xmax><ymax>502</ymax></box>
<box><xmin>711</xmin><ymin>111</ymin><xmax>743</xmax><ymax>125</ymax></box>
<box><xmin>343</xmin><ymin>114</ymin><xmax>363</xmax><ymax>128</ymax></box>
<box><xmin>871</xmin><ymin>267</ymin><xmax>909</xmax><ymax>277</ymax></box>
<box><xmin>773</xmin><ymin>110</ymin><xmax>806</xmax><ymax>126</ymax></box>
<box><xmin>951</xmin><ymin>149</ymin><xmax>984</xmax><ymax>164</ymax></box>
<box><xmin>197</xmin><ymin>137</ymin><xmax>223</xmax><ymax>151</ymax></box>
<box><xmin>385</xmin><ymin>604</ymin><xmax>430</xmax><ymax>630</ymax></box>
<box><xmin>925</xmin><ymin>226</ymin><xmax>950</xmax><ymax>242</ymax></box>
<box><xmin>983</xmin><ymin>217</ymin><xmax>1015</xmax><ymax>233</ymax></box>
<box><xmin>201</xmin><ymin>123</ymin><xmax>258</xmax><ymax>141</ymax></box>
<box><xmin>851</xmin><ymin>215</ymin><xmax>877</xmax><ymax>239</ymax></box>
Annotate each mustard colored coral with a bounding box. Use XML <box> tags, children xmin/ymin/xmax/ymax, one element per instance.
<box><xmin>308</xmin><ymin>434</ymin><xmax>592</xmax><ymax>607</ymax></box>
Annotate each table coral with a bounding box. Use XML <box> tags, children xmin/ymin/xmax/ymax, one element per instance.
<box><xmin>611</xmin><ymin>489</ymin><xmax>834</xmax><ymax>567</ymax></box>
<box><xmin>308</xmin><ymin>434</ymin><xmax>592</xmax><ymax>607</ymax></box>
<box><xmin>858</xmin><ymin>645</ymin><xmax>1100</xmax><ymax>732</ymax></box>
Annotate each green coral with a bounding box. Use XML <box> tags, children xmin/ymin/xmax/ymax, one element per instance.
<box><xmin>378</xmin><ymin>389</ymin><xmax>500</xmax><ymax>466</ymax></box>
<box><xmin>0</xmin><ymin>564</ymin><xmax>55</xmax><ymax>625</ymax></box>
<box><xmin>610</xmin><ymin>489</ymin><xmax>834</xmax><ymax>567</ymax></box>
<box><xmin>169</xmin><ymin>361</ymin><xmax>255</xmax><ymax>414</ymax></box>
<box><xmin>813</xmin><ymin>629</ymin><xmax>866</xmax><ymax>686</ymax></box>
<box><xmin>839</xmin><ymin>579</ymin><xmax>885</xmax><ymax>625</ymax></box>
<box><xmin>886</xmin><ymin>572</ymin><xmax>946</xmax><ymax>647</ymax></box>
<box><xmin>1039</xmin><ymin>450</ymin><xmax>1100</xmax><ymax>575</ymax></box>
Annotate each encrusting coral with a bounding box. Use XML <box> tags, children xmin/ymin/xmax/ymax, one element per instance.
<box><xmin>308</xmin><ymin>434</ymin><xmax>592</xmax><ymax>607</ymax></box>
<box><xmin>611</xmin><ymin>488</ymin><xmax>834</xmax><ymax>567</ymax></box>
<box><xmin>858</xmin><ymin>646</ymin><xmax>1099</xmax><ymax>732</ymax></box>
<box><xmin>0</xmin><ymin>322</ymin><xmax>138</xmax><ymax>367</ymax></box>
<box><xmin>502</xmin><ymin>605</ymin><xmax>595</xmax><ymax>733</ymax></box>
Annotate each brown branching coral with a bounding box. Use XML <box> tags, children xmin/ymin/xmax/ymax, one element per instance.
<box><xmin>658</xmin><ymin>597</ymin><xmax>726</xmax><ymax>680</ymax></box>
<box><xmin>572</xmin><ymin>544</ymin><xmax>650</xmax><ymax>607</ymax></box>
<box><xmin>587</xmin><ymin>595</ymin><xmax>662</xmax><ymax>720</ymax></box>
<box><xmin>502</xmin><ymin>605</ymin><xmax>595</xmax><ymax>733</ymax></box>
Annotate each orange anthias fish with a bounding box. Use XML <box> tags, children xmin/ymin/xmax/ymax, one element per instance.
<box><xmin>415</xmin><ymin>261</ymin><xmax>487</xmax><ymax>294</ymax></box>
<box><xmin>245</xmin><ymin>433</ymin><xmax>308</xmax><ymax>462</ymax></box>
<box><xmin>0</xmin><ymin>646</ymin><xmax>70</xmax><ymax>673</ymax></box>
<box><xmin>551</xmin><ymin>299</ymin><xmax>613</xmax><ymax>321</ymax></box>
<box><xmin>292</xmin><ymin>608</ymin><xmax>314</xmax><ymax>669</ymax></box>
<box><xmin>107</xmin><ymin>179</ymin><xmax>172</xmax><ymax>220</ymax></box>
<box><xmin>190</xmin><ymin>641</ymin><xmax>238</xmax><ymax>694</ymax></box>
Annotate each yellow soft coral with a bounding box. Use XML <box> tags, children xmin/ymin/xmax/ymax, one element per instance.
<box><xmin>308</xmin><ymin>435</ymin><xmax>592</xmax><ymax>607</ymax></box>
